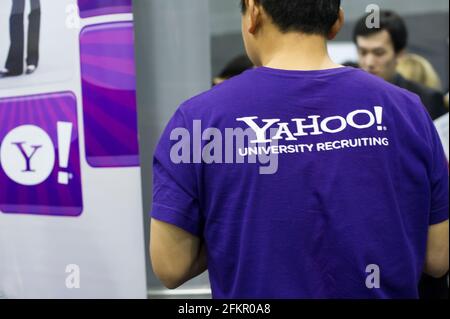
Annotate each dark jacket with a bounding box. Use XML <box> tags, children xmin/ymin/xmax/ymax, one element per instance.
<box><xmin>393</xmin><ymin>74</ymin><xmax>447</xmax><ymax>120</ymax></box>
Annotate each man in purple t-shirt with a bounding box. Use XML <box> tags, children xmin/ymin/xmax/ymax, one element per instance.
<box><xmin>150</xmin><ymin>0</ymin><xmax>449</xmax><ymax>299</ymax></box>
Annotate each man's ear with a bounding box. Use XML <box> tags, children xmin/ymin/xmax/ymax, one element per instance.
<box><xmin>247</xmin><ymin>0</ymin><xmax>262</xmax><ymax>35</ymax></box>
<box><xmin>328</xmin><ymin>8</ymin><xmax>345</xmax><ymax>40</ymax></box>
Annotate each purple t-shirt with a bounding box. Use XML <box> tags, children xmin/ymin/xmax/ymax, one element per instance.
<box><xmin>151</xmin><ymin>67</ymin><xmax>449</xmax><ymax>299</ymax></box>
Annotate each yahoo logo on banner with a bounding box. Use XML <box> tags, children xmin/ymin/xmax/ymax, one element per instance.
<box><xmin>78</xmin><ymin>0</ymin><xmax>132</xmax><ymax>18</ymax></box>
<box><xmin>0</xmin><ymin>93</ymin><xmax>83</xmax><ymax>217</ymax></box>
<box><xmin>1</xmin><ymin>123</ymin><xmax>72</xmax><ymax>186</ymax></box>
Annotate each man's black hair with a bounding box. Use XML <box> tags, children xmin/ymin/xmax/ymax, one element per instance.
<box><xmin>353</xmin><ymin>10</ymin><xmax>408</xmax><ymax>53</ymax></box>
<box><xmin>218</xmin><ymin>54</ymin><xmax>254</xmax><ymax>79</ymax></box>
<box><xmin>240</xmin><ymin>0</ymin><xmax>341</xmax><ymax>36</ymax></box>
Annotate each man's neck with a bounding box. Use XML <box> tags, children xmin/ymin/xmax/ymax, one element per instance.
<box><xmin>258</xmin><ymin>31</ymin><xmax>341</xmax><ymax>71</ymax></box>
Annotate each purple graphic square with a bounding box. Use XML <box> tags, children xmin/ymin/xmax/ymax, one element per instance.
<box><xmin>78</xmin><ymin>0</ymin><xmax>132</xmax><ymax>18</ymax></box>
<box><xmin>0</xmin><ymin>92</ymin><xmax>83</xmax><ymax>217</ymax></box>
<box><xmin>80</xmin><ymin>22</ymin><xmax>140</xmax><ymax>168</ymax></box>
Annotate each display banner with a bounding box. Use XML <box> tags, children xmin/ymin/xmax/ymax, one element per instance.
<box><xmin>435</xmin><ymin>113</ymin><xmax>449</xmax><ymax>162</ymax></box>
<box><xmin>0</xmin><ymin>0</ymin><xmax>146</xmax><ymax>298</ymax></box>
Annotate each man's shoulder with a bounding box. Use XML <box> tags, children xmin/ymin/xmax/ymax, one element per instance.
<box><xmin>351</xmin><ymin>69</ymin><xmax>415</xmax><ymax>96</ymax></box>
<box><xmin>396</xmin><ymin>75</ymin><xmax>445</xmax><ymax>106</ymax></box>
<box><xmin>400</xmin><ymin>75</ymin><xmax>442</xmax><ymax>97</ymax></box>
<box><xmin>178</xmin><ymin>70</ymin><xmax>254</xmax><ymax>116</ymax></box>
<box><xmin>177</xmin><ymin>68</ymin><xmax>427</xmax><ymax>118</ymax></box>
<box><xmin>352</xmin><ymin>69</ymin><xmax>426</xmax><ymax>107</ymax></box>
<box><xmin>394</xmin><ymin>75</ymin><xmax>446</xmax><ymax>119</ymax></box>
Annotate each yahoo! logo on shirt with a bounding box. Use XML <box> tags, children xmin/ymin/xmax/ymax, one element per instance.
<box><xmin>168</xmin><ymin>106</ymin><xmax>390</xmax><ymax>175</ymax></box>
<box><xmin>237</xmin><ymin>107</ymin><xmax>386</xmax><ymax>144</ymax></box>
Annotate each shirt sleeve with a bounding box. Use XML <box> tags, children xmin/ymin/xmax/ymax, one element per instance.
<box><xmin>428</xmin><ymin>114</ymin><xmax>449</xmax><ymax>225</ymax></box>
<box><xmin>151</xmin><ymin>108</ymin><xmax>204</xmax><ymax>237</ymax></box>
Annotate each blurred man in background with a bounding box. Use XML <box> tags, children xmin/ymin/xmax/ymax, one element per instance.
<box><xmin>353</xmin><ymin>10</ymin><xmax>447</xmax><ymax>121</ymax></box>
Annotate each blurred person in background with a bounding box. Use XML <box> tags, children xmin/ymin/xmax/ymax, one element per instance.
<box><xmin>212</xmin><ymin>54</ymin><xmax>254</xmax><ymax>86</ymax></box>
<box><xmin>397</xmin><ymin>53</ymin><xmax>443</xmax><ymax>92</ymax></box>
<box><xmin>353</xmin><ymin>10</ymin><xmax>447</xmax><ymax>120</ymax></box>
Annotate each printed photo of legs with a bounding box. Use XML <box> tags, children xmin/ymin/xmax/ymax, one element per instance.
<box><xmin>0</xmin><ymin>0</ymin><xmax>41</xmax><ymax>78</ymax></box>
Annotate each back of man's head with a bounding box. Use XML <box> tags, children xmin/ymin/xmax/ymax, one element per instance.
<box><xmin>353</xmin><ymin>10</ymin><xmax>408</xmax><ymax>53</ymax></box>
<box><xmin>240</xmin><ymin>0</ymin><xmax>341</xmax><ymax>36</ymax></box>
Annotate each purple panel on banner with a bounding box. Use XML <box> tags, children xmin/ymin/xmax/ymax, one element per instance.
<box><xmin>0</xmin><ymin>92</ymin><xmax>83</xmax><ymax>217</ymax></box>
<box><xmin>80</xmin><ymin>22</ymin><xmax>140</xmax><ymax>168</ymax></box>
<box><xmin>78</xmin><ymin>0</ymin><xmax>132</xmax><ymax>18</ymax></box>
